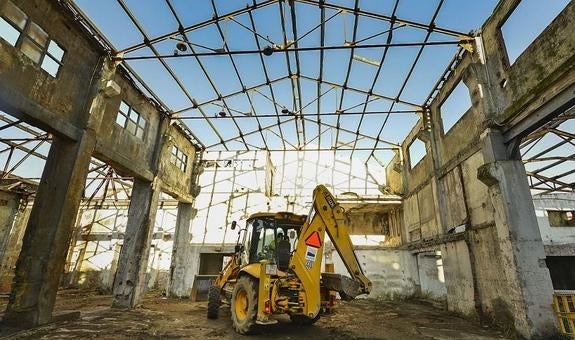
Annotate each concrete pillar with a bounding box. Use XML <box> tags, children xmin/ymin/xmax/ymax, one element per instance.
<box><xmin>0</xmin><ymin>203</ymin><xmax>31</xmax><ymax>293</ymax></box>
<box><xmin>477</xmin><ymin>129</ymin><xmax>555</xmax><ymax>338</ymax></box>
<box><xmin>0</xmin><ymin>191</ymin><xmax>20</xmax><ymax>262</ymax></box>
<box><xmin>168</xmin><ymin>202</ymin><xmax>195</xmax><ymax>297</ymax></box>
<box><xmin>2</xmin><ymin>133</ymin><xmax>95</xmax><ymax>327</ymax></box>
<box><xmin>112</xmin><ymin>178</ymin><xmax>161</xmax><ymax>308</ymax></box>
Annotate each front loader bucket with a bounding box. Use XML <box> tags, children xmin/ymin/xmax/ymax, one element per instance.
<box><xmin>321</xmin><ymin>273</ymin><xmax>362</xmax><ymax>300</ymax></box>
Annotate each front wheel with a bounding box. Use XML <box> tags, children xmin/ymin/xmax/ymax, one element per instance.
<box><xmin>231</xmin><ymin>276</ymin><xmax>258</xmax><ymax>334</ymax></box>
<box><xmin>207</xmin><ymin>284</ymin><xmax>221</xmax><ymax>319</ymax></box>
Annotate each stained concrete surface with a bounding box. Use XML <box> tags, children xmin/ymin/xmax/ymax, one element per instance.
<box><xmin>0</xmin><ymin>289</ymin><xmax>505</xmax><ymax>339</ymax></box>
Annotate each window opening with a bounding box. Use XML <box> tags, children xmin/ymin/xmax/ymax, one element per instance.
<box><xmin>0</xmin><ymin>1</ymin><xmax>65</xmax><ymax>77</ymax></box>
<box><xmin>115</xmin><ymin>101</ymin><xmax>147</xmax><ymax>140</ymax></box>
<box><xmin>440</xmin><ymin>80</ymin><xmax>472</xmax><ymax>133</ymax></box>
<box><xmin>170</xmin><ymin>145</ymin><xmax>188</xmax><ymax>172</ymax></box>
<box><xmin>501</xmin><ymin>0</ymin><xmax>569</xmax><ymax>65</ymax></box>
<box><xmin>408</xmin><ymin>138</ymin><xmax>426</xmax><ymax>169</ymax></box>
<box><xmin>0</xmin><ymin>1</ymin><xmax>27</xmax><ymax>46</ymax></box>
<box><xmin>548</xmin><ymin>210</ymin><xmax>575</xmax><ymax>227</ymax></box>
<box><xmin>42</xmin><ymin>40</ymin><xmax>65</xmax><ymax>77</ymax></box>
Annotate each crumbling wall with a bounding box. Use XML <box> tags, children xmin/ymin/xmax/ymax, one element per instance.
<box><xmin>63</xmin><ymin>208</ymin><xmax>177</xmax><ymax>292</ymax></box>
<box><xmin>416</xmin><ymin>251</ymin><xmax>447</xmax><ymax>300</ymax></box>
<box><xmin>532</xmin><ymin>193</ymin><xmax>575</xmax><ymax>247</ymax></box>
<box><xmin>327</xmin><ymin>246</ymin><xmax>419</xmax><ymax>299</ymax></box>
<box><xmin>170</xmin><ymin>244</ymin><xmax>234</xmax><ymax>298</ymax></box>
<box><xmin>0</xmin><ymin>198</ymin><xmax>31</xmax><ymax>293</ymax></box>
<box><xmin>385</xmin><ymin>1</ymin><xmax>574</xmax><ymax>335</ymax></box>
<box><xmin>0</xmin><ymin>190</ymin><xmax>20</xmax><ymax>258</ymax></box>
<box><xmin>0</xmin><ymin>0</ymin><xmax>102</xmax><ymax>130</ymax></box>
<box><xmin>440</xmin><ymin>240</ymin><xmax>475</xmax><ymax>316</ymax></box>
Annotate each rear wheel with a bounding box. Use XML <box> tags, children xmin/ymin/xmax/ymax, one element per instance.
<box><xmin>290</xmin><ymin>313</ymin><xmax>320</xmax><ymax>325</ymax></box>
<box><xmin>207</xmin><ymin>284</ymin><xmax>221</xmax><ymax>319</ymax></box>
<box><xmin>231</xmin><ymin>276</ymin><xmax>258</xmax><ymax>334</ymax></box>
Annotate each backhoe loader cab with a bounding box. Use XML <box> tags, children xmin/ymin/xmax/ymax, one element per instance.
<box><xmin>239</xmin><ymin>213</ymin><xmax>306</xmax><ymax>269</ymax></box>
<box><xmin>207</xmin><ymin>185</ymin><xmax>372</xmax><ymax>335</ymax></box>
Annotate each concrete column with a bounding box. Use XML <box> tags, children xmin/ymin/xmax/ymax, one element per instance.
<box><xmin>477</xmin><ymin>130</ymin><xmax>555</xmax><ymax>338</ymax></box>
<box><xmin>0</xmin><ymin>203</ymin><xmax>31</xmax><ymax>293</ymax></box>
<box><xmin>2</xmin><ymin>133</ymin><xmax>95</xmax><ymax>328</ymax></box>
<box><xmin>0</xmin><ymin>192</ymin><xmax>20</xmax><ymax>262</ymax></box>
<box><xmin>112</xmin><ymin>178</ymin><xmax>161</xmax><ymax>308</ymax></box>
<box><xmin>168</xmin><ymin>202</ymin><xmax>195</xmax><ymax>297</ymax></box>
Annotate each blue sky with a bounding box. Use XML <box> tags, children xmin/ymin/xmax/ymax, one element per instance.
<box><xmin>1</xmin><ymin>0</ymin><xmax>570</xmax><ymax>182</ymax></box>
<box><xmin>72</xmin><ymin>0</ymin><xmax>506</xmax><ymax>154</ymax></box>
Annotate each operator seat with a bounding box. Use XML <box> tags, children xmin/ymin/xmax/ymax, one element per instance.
<box><xmin>276</xmin><ymin>236</ymin><xmax>291</xmax><ymax>271</ymax></box>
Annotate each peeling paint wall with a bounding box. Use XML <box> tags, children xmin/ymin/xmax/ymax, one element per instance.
<box><xmin>0</xmin><ymin>0</ymin><xmax>102</xmax><ymax>130</ymax></box>
<box><xmin>327</xmin><ymin>245</ymin><xmax>419</xmax><ymax>299</ymax></box>
<box><xmin>533</xmin><ymin>193</ymin><xmax>575</xmax><ymax>247</ymax></box>
<box><xmin>0</xmin><ymin>190</ymin><xmax>19</xmax><ymax>257</ymax></box>
<box><xmin>385</xmin><ymin>1</ymin><xmax>574</xmax><ymax>336</ymax></box>
<box><xmin>63</xmin><ymin>207</ymin><xmax>177</xmax><ymax>292</ymax></box>
<box><xmin>417</xmin><ymin>251</ymin><xmax>447</xmax><ymax>300</ymax></box>
<box><xmin>0</xmin><ymin>196</ymin><xmax>31</xmax><ymax>293</ymax></box>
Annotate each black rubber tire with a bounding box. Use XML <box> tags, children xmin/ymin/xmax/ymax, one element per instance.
<box><xmin>231</xmin><ymin>276</ymin><xmax>258</xmax><ymax>334</ymax></box>
<box><xmin>290</xmin><ymin>313</ymin><xmax>321</xmax><ymax>326</ymax></box>
<box><xmin>207</xmin><ymin>284</ymin><xmax>221</xmax><ymax>319</ymax></box>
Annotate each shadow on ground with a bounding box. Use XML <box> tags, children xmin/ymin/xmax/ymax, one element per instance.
<box><xmin>0</xmin><ymin>290</ymin><xmax>506</xmax><ymax>339</ymax></box>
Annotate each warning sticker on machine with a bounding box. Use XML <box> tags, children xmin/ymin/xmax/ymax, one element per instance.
<box><xmin>305</xmin><ymin>246</ymin><xmax>318</xmax><ymax>261</ymax></box>
<box><xmin>305</xmin><ymin>231</ymin><xmax>322</xmax><ymax>248</ymax></box>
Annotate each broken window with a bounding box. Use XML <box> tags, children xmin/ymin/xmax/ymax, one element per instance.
<box><xmin>115</xmin><ymin>101</ymin><xmax>147</xmax><ymax>140</ymax></box>
<box><xmin>440</xmin><ymin>80</ymin><xmax>472</xmax><ymax>134</ymax></box>
<box><xmin>41</xmin><ymin>40</ymin><xmax>65</xmax><ymax>77</ymax></box>
<box><xmin>21</xmin><ymin>22</ymin><xmax>47</xmax><ymax>63</ymax></box>
<box><xmin>408</xmin><ymin>138</ymin><xmax>426</xmax><ymax>169</ymax></box>
<box><xmin>0</xmin><ymin>1</ymin><xmax>65</xmax><ymax>77</ymax></box>
<box><xmin>548</xmin><ymin>210</ymin><xmax>575</xmax><ymax>227</ymax></box>
<box><xmin>501</xmin><ymin>0</ymin><xmax>569</xmax><ymax>65</ymax></box>
<box><xmin>170</xmin><ymin>145</ymin><xmax>188</xmax><ymax>172</ymax></box>
<box><xmin>0</xmin><ymin>1</ymin><xmax>27</xmax><ymax>46</ymax></box>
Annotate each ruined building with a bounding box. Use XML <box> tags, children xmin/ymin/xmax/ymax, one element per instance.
<box><xmin>0</xmin><ymin>0</ymin><xmax>574</xmax><ymax>338</ymax></box>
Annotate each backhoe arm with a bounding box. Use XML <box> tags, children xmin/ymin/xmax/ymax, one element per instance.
<box><xmin>289</xmin><ymin>185</ymin><xmax>371</xmax><ymax>316</ymax></box>
<box><xmin>314</xmin><ymin>185</ymin><xmax>372</xmax><ymax>296</ymax></box>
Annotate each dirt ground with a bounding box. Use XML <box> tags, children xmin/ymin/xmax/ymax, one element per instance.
<box><xmin>0</xmin><ymin>289</ymin><xmax>506</xmax><ymax>339</ymax></box>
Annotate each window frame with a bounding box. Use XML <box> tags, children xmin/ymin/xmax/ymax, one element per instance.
<box><xmin>170</xmin><ymin>145</ymin><xmax>188</xmax><ymax>172</ymax></box>
<box><xmin>0</xmin><ymin>1</ymin><xmax>65</xmax><ymax>77</ymax></box>
<box><xmin>115</xmin><ymin>101</ymin><xmax>147</xmax><ymax>140</ymax></box>
<box><xmin>0</xmin><ymin>1</ymin><xmax>27</xmax><ymax>47</ymax></box>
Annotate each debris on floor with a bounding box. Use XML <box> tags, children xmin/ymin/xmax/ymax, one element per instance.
<box><xmin>0</xmin><ymin>290</ymin><xmax>506</xmax><ymax>339</ymax></box>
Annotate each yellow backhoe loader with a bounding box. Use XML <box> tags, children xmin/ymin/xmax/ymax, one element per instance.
<box><xmin>207</xmin><ymin>185</ymin><xmax>372</xmax><ymax>334</ymax></box>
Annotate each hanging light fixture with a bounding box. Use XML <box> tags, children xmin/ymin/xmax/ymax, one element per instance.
<box><xmin>176</xmin><ymin>42</ymin><xmax>188</xmax><ymax>52</ymax></box>
<box><xmin>262</xmin><ymin>45</ymin><xmax>274</xmax><ymax>56</ymax></box>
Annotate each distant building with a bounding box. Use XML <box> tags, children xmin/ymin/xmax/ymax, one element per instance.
<box><xmin>533</xmin><ymin>193</ymin><xmax>575</xmax><ymax>290</ymax></box>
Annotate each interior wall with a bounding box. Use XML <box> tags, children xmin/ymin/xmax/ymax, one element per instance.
<box><xmin>386</xmin><ymin>1</ymin><xmax>575</xmax><ymax>335</ymax></box>
<box><xmin>416</xmin><ymin>251</ymin><xmax>447</xmax><ymax>300</ymax></box>
<box><xmin>0</xmin><ymin>190</ymin><xmax>20</xmax><ymax>258</ymax></box>
<box><xmin>326</xmin><ymin>245</ymin><xmax>419</xmax><ymax>299</ymax></box>
<box><xmin>533</xmin><ymin>193</ymin><xmax>575</xmax><ymax>246</ymax></box>
<box><xmin>0</xmin><ymin>194</ymin><xmax>31</xmax><ymax>293</ymax></box>
<box><xmin>63</xmin><ymin>207</ymin><xmax>177</xmax><ymax>292</ymax></box>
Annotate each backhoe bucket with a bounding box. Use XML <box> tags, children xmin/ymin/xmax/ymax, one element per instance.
<box><xmin>321</xmin><ymin>273</ymin><xmax>362</xmax><ymax>300</ymax></box>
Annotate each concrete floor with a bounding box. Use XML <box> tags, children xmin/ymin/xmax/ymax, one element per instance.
<box><xmin>0</xmin><ymin>289</ymin><xmax>506</xmax><ymax>339</ymax></box>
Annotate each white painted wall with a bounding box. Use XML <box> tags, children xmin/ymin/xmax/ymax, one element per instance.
<box><xmin>417</xmin><ymin>251</ymin><xmax>447</xmax><ymax>299</ymax></box>
<box><xmin>532</xmin><ymin>193</ymin><xmax>575</xmax><ymax>245</ymax></box>
<box><xmin>325</xmin><ymin>244</ymin><xmax>419</xmax><ymax>299</ymax></box>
